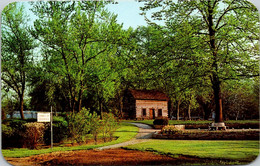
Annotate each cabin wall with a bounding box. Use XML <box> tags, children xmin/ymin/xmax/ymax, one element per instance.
<box><xmin>136</xmin><ymin>100</ymin><xmax>168</xmax><ymax>119</ymax></box>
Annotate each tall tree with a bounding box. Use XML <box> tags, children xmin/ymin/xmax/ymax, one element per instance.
<box><xmin>1</xmin><ymin>3</ymin><xmax>36</xmax><ymax>119</ymax></box>
<box><xmin>130</xmin><ymin>25</ymin><xmax>208</xmax><ymax>120</ymax></box>
<box><xmin>140</xmin><ymin>0</ymin><xmax>259</xmax><ymax>124</ymax></box>
<box><xmin>31</xmin><ymin>1</ymin><xmax>125</xmax><ymax>112</ymax></box>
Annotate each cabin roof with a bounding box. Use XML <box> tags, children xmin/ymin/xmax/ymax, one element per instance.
<box><xmin>129</xmin><ymin>89</ymin><xmax>169</xmax><ymax>101</ymax></box>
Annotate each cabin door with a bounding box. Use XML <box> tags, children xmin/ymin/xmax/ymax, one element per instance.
<box><xmin>149</xmin><ymin>109</ymin><xmax>155</xmax><ymax>119</ymax></box>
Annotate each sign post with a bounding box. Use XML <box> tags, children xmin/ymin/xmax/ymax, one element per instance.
<box><xmin>51</xmin><ymin>106</ymin><xmax>53</xmax><ymax>150</ymax></box>
<box><xmin>37</xmin><ymin>109</ymin><xmax>53</xmax><ymax>151</ymax></box>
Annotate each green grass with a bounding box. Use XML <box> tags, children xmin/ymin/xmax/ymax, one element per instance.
<box><xmin>125</xmin><ymin>140</ymin><xmax>260</xmax><ymax>162</ymax></box>
<box><xmin>225</xmin><ymin>120</ymin><xmax>259</xmax><ymax>124</ymax></box>
<box><xmin>125</xmin><ymin>120</ymin><xmax>259</xmax><ymax>126</ymax></box>
<box><xmin>2</xmin><ymin>122</ymin><xmax>138</xmax><ymax>158</ymax></box>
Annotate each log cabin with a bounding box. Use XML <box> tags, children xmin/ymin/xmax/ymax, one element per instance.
<box><xmin>122</xmin><ymin>89</ymin><xmax>169</xmax><ymax>120</ymax></box>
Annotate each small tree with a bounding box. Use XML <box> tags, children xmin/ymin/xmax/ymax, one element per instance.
<box><xmin>1</xmin><ymin>3</ymin><xmax>36</xmax><ymax>119</ymax></box>
<box><xmin>67</xmin><ymin>108</ymin><xmax>92</xmax><ymax>143</ymax></box>
<box><xmin>89</xmin><ymin>112</ymin><xmax>101</xmax><ymax>144</ymax></box>
<box><xmin>101</xmin><ymin>113</ymin><xmax>118</xmax><ymax>142</ymax></box>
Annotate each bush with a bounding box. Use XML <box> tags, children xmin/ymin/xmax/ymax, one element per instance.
<box><xmin>153</xmin><ymin>117</ymin><xmax>169</xmax><ymax>126</ymax></box>
<box><xmin>2</xmin><ymin>124</ymin><xmax>13</xmax><ymax>137</ymax></box>
<box><xmin>22</xmin><ymin>122</ymin><xmax>45</xmax><ymax>149</ymax></box>
<box><xmin>4</xmin><ymin>118</ymin><xmax>27</xmax><ymax>128</ymax></box>
<box><xmin>67</xmin><ymin>108</ymin><xmax>94</xmax><ymax>143</ymax></box>
<box><xmin>162</xmin><ymin>125</ymin><xmax>184</xmax><ymax>135</ymax></box>
<box><xmin>2</xmin><ymin>124</ymin><xmax>15</xmax><ymax>149</ymax></box>
<box><xmin>2</xmin><ymin>119</ymin><xmax>27</xmax><ymax>148</ymax></box>
<box><xmin>43</xmin><ymin>116</ymin><xmax>68</xmax><ymax>144</ymax></box>
<box><xmin>89</xmin><ymin>112</ymin><xmax>101</xmax><ymax>144</ymax></box>
<box><xmin>101</xmin><ymin>113</ymin><xmax>118</xmax><ymax>142</ymax></box>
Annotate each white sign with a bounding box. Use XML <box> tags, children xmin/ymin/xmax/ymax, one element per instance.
<box><xmin>37</xmin><ymin>112</ymin><xmax>51</xmax><ymax>122</ymax></box>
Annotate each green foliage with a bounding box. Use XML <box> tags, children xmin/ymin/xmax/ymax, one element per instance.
<box><xmin>66</xmin><ymin>108</ymin><xmax>117</xmax><ymax>144</ymax></box>
<box><xmin>4</xmin><ymin>119</ymin><xmax>28</xmax><ymax>131</ymax></box>
<box><xmin>1</xmin><ymin>92</ymin><xmax>18</xmax><ymax>120</ymax></box>
<box><xmin>139</xmin><ymin>0</ymin><xmax>259</xmax><ymax>121</ymax></box>
<box><xmin>22</xmin><ymin>122</ymin><xmax>46</xmax><ymax>149</ymax></box>
<box><xmin>2</xmin><ymin>1</ymin><xmax>258</xmax><ymax>134</ymax></box>
<box><xmin>1</xmin><ymin>124</ymin><xmax>13</xmax><ymax>137</ymax></box>
<box><xmin>1</xmin><ymin>2</ymin><xmax>37</xmax><ymax>119</ymax></box>
<box><xmin>153</xmin><ymin>117</ymin><xmax>169</xmax><ymax>126</ymax></box>
<box><xmin>222</xmin><ymin>79</ymin><xmax>259</xmax><ymax>120</ymax></box>
<box><xmin>44</xmin><ymin>116</ymin><xmax>68</xmax><ymax>144</ymax></box>
<box><xmin>89</xmin><ymin>112</ymin><xmax>101</xmax><ymax>144</ymax></box>
<box><xmin>1</xmin><ymin>119</ymin><xmax>28</xmax><ymax>148</ymax></box>
<box><xmin>67</xmin><ymin>108</ymin><xmax>94</xmax><ymax>143</ymax></box>
<box><xmin>101</xmin><ymin>113</ymin><xmax>118</xmax><ymax>142</ymax></box>
<box><xmin>30</xmin><ymin>1</ymin><xmax>127</xmax><ymax>113</ymax></box>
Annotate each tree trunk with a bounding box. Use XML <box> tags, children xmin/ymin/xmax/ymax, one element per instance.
<box><xmin>236</xmin><ymin>111</ymin><xmax>239</xmax><ymax>121</ymax></box>
<box><xmin>169</xmin><ymin>100</ymin><xmax>174</xmax><ymax>119</ymax></box>
<box><xmin>119</xmin><ymin>96</ymin><xmax>123</xmax><ymax>119</ymax></box>
<box><xmin>208</xmin><ymin>3</ymin><xmax>223</xmax><ymax>124</ymax></box>
<box><xmin>77</xmin><ymin>88</ymin><xmax>83</xmax><ymax>112</ymax></box>
<box><xmin>203</xmin><ymin>105</ymin><xmax>211</xmax><ymax>120</ymax></box>
<box><xmin>72</xmin><ymin>98</ymin><xmax>76</xmax><ymax>113</ymax></box>
<box><xmin>188</xmin><ymin>101</ymin><xmax>191</xmax><ymax>120</ymax></box>
<box><xmin>99</xmin><ymin>96</ymin><xmax>103</xmax><ymax>119</ymax></box>
<box><xmin>177</xmin><ymin>99</ymin><xmax>181</xmax><ymax>120</ymax></box>
<box><xmin>212</xmin><ymin>79</ymin><xmax>223</xmax><ymax>123</ymax></box>
<box><xmin>19</xmin><ymin>95</ymin><xmax>25</xmax><ymax>119</ymax></box>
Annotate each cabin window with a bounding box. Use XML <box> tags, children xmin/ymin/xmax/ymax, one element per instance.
<box><xmin>142</xmin><ymin>109</ymin><xmax>146</xmax><ymax>117</ymax></box>
<box><xmin>158</xmin><ymin>109</ymin><xmax>162</xmax><ymax>117</ymax></box>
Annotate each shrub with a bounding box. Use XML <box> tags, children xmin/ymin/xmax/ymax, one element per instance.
<box><xmin>22</xmin><ymin>122</ymin><xmax>45</xmax><ymax>149</ymax></box>
<box><xmin>153</xmin><ymin>117</ymin><xmax>169</xmax><ymax>126</ymax></box>
<box><xmin>5</xmin><ymin>119</ymin><xmax>27</xmax><ymax>128</ymax></box>
<box><xmin>89</xmin><ymin>112</ymin><xmax>101</xmax><ymax>144</ymax></box>
<box><xmin>43</xmin><ymin>116</ymin><xmax>68</xmax><ymax>144</ymax></box>
<box><xmin>162</xmin><ymin>125</ymin><xmax>184</xmax><ymax>135</ymax></box>
<box><xmin>2</xmin><ymin>124</ymin><xmax>14</xmax><ymax>148</ymax></box>
<box><xmin>101</xmin><ymin>113</ymin><xmax>118</xmax><ymax>142</ymax></box>
<box><xmin>1</xmin><ymin>124</ymin><xmax>13</xmax><ymax>137</ymax></box>
<box><xmin>67</xmin><ymin>108</ymin><xmax>93</xmax><ymax>143</ymax></box>
<box><xmin>2</xmin><ymin>119</ymin><xmax>27</xmax><ymax>148</ymax></box>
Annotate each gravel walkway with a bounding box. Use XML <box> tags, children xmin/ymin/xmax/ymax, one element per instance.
<box><xmin>96</xmin><ymin>123</ymin><xmax>160</xmax><ymax>150</ymax></box>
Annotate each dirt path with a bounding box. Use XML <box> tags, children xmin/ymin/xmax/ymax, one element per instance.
<box><xmin>97</xmin><ymin>122</ymin><xmax>160</xmax><ymax>150</ymax></box>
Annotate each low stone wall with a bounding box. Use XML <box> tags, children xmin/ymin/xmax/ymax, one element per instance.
<box><xmin>152</xmin><ymin>130</ymin><xmax>260</xmax><ymax>140</ymax></box>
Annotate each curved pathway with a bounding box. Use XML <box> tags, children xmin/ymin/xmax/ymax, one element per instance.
<box><xmin>96</xmin><ymin>123</ymin><xmax>159</xmax><ymax>150</ymax></box>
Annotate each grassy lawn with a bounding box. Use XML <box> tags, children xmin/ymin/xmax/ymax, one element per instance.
<box><xmin>125</xmin><ymin>140</ymin><xmax>259</xmax><ymax>163</ymax></box>
<box><xmin>125</xmin><ymin>120</ymin><xmax>259</xmax><ymax>126</ymax></box>
<box><xmin>2</xmin><ymin>122</ymin><xmax>138</xmax><ymax>158</ymax></box>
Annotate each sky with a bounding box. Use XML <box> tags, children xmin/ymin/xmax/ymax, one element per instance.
<box><xmin>106</xmin><ymin>1</ymin><xmax>147</xmax><ymax>29</ymax></box>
